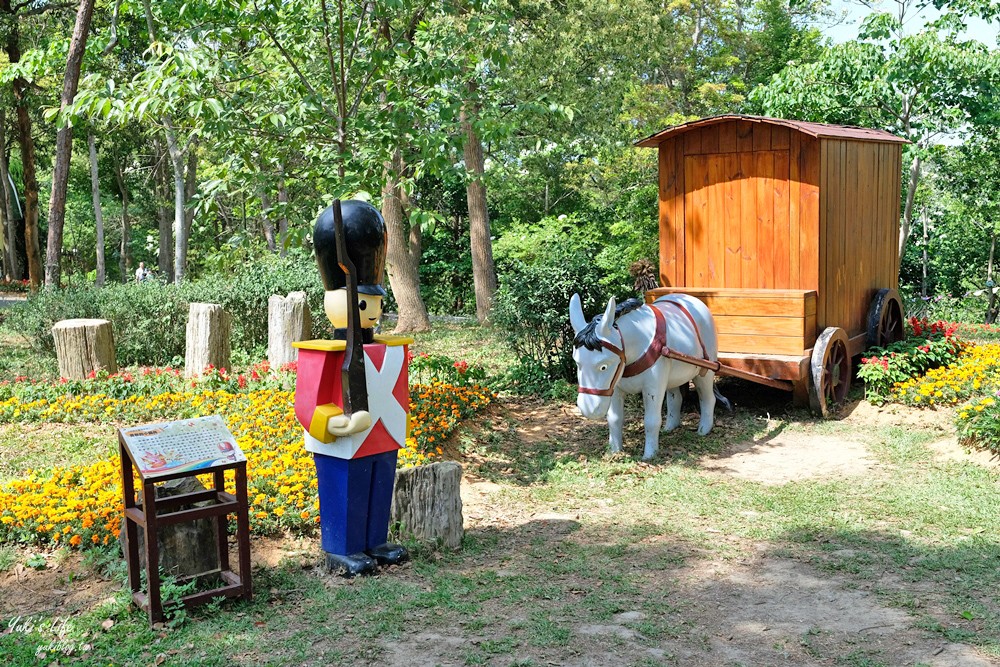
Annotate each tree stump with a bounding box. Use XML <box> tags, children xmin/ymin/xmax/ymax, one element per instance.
<box><xmin>119</xmin><ymin>476</ymin><xmax>220</xmax><ymax>578</ymax></box>
<box><xmin>51</xmin><ymin>318</ymin><xmax>118</xmax><ymax>379</ymax></box>
<box><xmin>390</xmin><ymin>461</ymin><xmax>464</xmax><ymax>550</ymax></box>
<box><xmin>267</xmin><ymin>291</ymin><xmax>312</xmax><ymax>368</ymax></box>
<box><xmin>185</xmin><ymin>303</ymin><xmax>231</xmax><ymax>378</ymax></box>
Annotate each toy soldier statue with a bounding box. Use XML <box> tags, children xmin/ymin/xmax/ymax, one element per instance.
<box><xmin>292</xmin><ymin>200</ymin><xmax>411</xmax><ymax>576</ymax></box>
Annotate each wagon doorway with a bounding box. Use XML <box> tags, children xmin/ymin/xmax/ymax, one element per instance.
<box><xmin>684</xmin><ymin>149</ymin><xmax>791</xmax><ymax>290</ymax></box>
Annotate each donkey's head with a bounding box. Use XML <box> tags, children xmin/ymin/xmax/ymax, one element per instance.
<box><xmin>570</xmin><ymin>293</ymin><xmax>625</xmax><ymax>420</ymax></box>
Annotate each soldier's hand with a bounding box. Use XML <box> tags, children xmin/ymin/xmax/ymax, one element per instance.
<box><xmin>328</xmin><ymin>410</ymin><xmax>372</xmax><ymax>436</ymax></box>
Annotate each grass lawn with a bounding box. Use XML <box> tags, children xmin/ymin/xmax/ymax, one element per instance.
<box><xmin>1</xmin><ymin>324</ymin><xmax>998</xmax><ymax>666</ymax></box>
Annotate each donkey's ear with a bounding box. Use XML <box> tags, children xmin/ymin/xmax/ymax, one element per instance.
<box><xmin>599</xmin><ymin>297</ymin><xmax>617</xmax><ymax>334</ymax></box>
<box><xmin>569</xmin><ymin>293</ymin><xmax>587</xmax><ymax>334</ymax></box>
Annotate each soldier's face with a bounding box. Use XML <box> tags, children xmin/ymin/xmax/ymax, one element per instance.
<box><xmin>324</xmin><ymin>290</ymin><xmax>383</xmax><ymax>329</ymax></box>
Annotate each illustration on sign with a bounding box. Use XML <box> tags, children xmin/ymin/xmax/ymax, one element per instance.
<box><xmin>120</xmin><ymin>415</ymin><xmax>245</xmax><ymax>478</ymax></box>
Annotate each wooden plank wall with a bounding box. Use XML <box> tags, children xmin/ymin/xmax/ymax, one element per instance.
<box><xmin>818</xmin><ymin>140</ymin><xmax>902</xmax><ymax>337</ymax></box>
<box><xmin>656</xmin><ymin>120</ymin><xmax>821</xmax><ymax>294</ymax></box>
<box><xmin>654</xmin><ymin>119</ymin><xmax>902</xmax><ymax>352</ymax></box>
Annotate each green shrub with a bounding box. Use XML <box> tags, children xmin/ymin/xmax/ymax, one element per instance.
<box><xmin>492</xmin><ymin>245</ymin><xmax>608</xmax><ymax>385</ymax></box>
<box><xmin>1</xmin><ymin>252</ymin><xmax>330</xmax><ymax>367</ymax></box>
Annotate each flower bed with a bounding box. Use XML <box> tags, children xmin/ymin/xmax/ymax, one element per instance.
<box><xmin>957</xmin><ymin>393</ymin><xmax>1000</xmax><ymax>455</ymax></box>
<box><xmin>891</xmin><ymin>343</ymin><xmax>1000</xmax><ymax>407</ymax></box>
<box><xmin>857</xmin><ymin>318</ymin><xmax>968</xmax><ymax>402</ymax></box>
<box><xmin>0</xmin><ymin>362</ymin><xmax>493</xmax><ymax>550</ymax></box>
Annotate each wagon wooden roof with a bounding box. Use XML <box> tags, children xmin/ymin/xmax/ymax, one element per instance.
<box><xmin>634</xmin><ymin>115</ymin><xmax>908</xmax><ymax>148</ymax></box>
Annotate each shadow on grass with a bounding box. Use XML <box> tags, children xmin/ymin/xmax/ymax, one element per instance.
<box><xmin>783</xmin><ymin>525</ymin><xmax>1000</xmax><ymax>650</ymax></box>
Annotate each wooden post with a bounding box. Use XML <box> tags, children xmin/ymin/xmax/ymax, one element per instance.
<box><xmin>390</xmin><ymin>462</ymin><xmax>464</xmax><ymax>550</ymax></box>
<box><xmin>185</xmin><ymin>303</ymin><xmax>231</xmax><ymax>378</ymax></box>
<box><xmin>51</xmin><ymin>318</ymin><xmax>117</xmax><ymax>379</ymax></box>
<box><xmin>267</xmin><ymin>291</ymin><xmax>311</xmax><ymax>368</ymax></box>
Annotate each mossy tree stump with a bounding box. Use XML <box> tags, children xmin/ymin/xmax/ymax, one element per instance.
<box><xmin>185</xmin><ymin>303</ymin><xmax>231</xmax><ymax>378</ymax></box>
<box><xmin>51</xmin><ymin>318</ymin><xmax>118</xmax><ymax>379</ymax></box>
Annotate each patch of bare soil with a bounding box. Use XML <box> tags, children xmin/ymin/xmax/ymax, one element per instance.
<box><xmin>844</xmin><ymin>399</ymin><xmax>956</xmax><ymax>433</ymax></box>
<box><xmin>0</xmin><ymin>536</ymin><xmax>307</xmax><ymax>620</ymax></box>
<box><xmin>699</xmin><ymin>432</ymin><xmax>876</xmax><ymax>485</ymax></box>
<box><xmin>927</xmin><ymin>436</ymin><xmax>1000</xmax><ymax>469</ymax></box>
<box><xmin>674</xmin><ymin>551</ymin><xmax>995</xmax><ymax>666</ymax></box>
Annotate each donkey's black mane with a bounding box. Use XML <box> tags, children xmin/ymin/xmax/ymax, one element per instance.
<box><xmin>573</xmin><ymin>298</ymin><xmax>645</xmax><ymax>351</ymax></box>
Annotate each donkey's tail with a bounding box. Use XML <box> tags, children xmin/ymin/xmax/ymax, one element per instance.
<box><xmin>714</xmin><ymin>386</ymin><xmax>733</xmax><ymax>412</ymax></box>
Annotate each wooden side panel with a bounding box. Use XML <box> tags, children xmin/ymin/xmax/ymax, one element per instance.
<box><xmin>739</xmin><ymin>152</ymin><xmax>757</xmax><ymax>287</ymax></box>
<box><xmin>736</xmin><ymin>121</ymin><xmax>754</xmax><ymax>153</ymax></box>
<box><xmin>658</xmin><ymin>141</ymin><xmax>679</xmax><ymax>286</ymax></box>
<box><xmin>789</xmin><ymin>132</ymin><xmax>801</xmax><ymax>288</ymax></box>
<box><xmin>753</xmin><ymin>124</ymin><xmax>772</xmax><ymax>151</ymax></box>
<box><xmin>684</xmin><ymin>128</ymin><xmax>702</xmax><ymax>156</ymax></box>
<box><xmin>685</xmin><ymin>155</ymin><xmax>710</xmax><ymax>285</ymax></box>
<box><xmin>756</xmin><ymin>151</ymin><xmax>775</xmax><ymax>288</ymax></box>
<box><xmin>771</xmin><ymin>126</ymin><xmax>790</xmax><ymax>150</ymax></box>
<box><xmin>818</xmin><ymin>141</ymin><xmax>830</xmax><ymax>330</ymax></box>
<box><xmin>701</xmin><ymin>125</ymin><xmax>720</xmax><ymax>154</ymax></box>
<box><xmin>893</xmin><ymin>146</ymin><xmax>902</xmax><ymax>288</ymax></box>
<box><xmin>773</xmin><ymin>150</ymin><xmax>791</xmax><ymax>288</ymax></box>
<box><xmin>647</xmin><ymin>288</ymin><xmax>816</xmax><ymax>315</ymax></box>
<box><xmin>843</xmin><ymin>141</ymin><xmax>860</xmax><ymax>335</ymax></box>
<box><xmin>646</xmin><ymin>287</ymin><xmax>817</xmax><ymax>354</ymax></box>
<box><xmin>718</xmin><ymin>122</ymin><xmax>737</xmax><ymax>153</ymax></box>
<box><xmin>707</xmin><ymin>155</ymin><xmax>725</xmax><ymax>285</ymax></box>
<box><xmin>723</xmin><ymin>153</ymin><xmax>742</xmax><ymax>287</ymax></box>
<box><xmin>673</xmin><ymin>139</ymin><xmax>686</xmax><ymax>288</ymax></box>
<box><xmin>799</xmin><ymin>137</ymin><xmax>821</xmax><ymax>293</ymax></box>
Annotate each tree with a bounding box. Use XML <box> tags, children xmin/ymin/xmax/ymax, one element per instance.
<box><xmin>750</xmin><ymin>0</ymin><xmax>1000</xmax><ymax>260</ymax></box>
<box><xmin>44</xmin><ymin>0</ymin><xmax>96</xmax><ymax>288</ymax></box>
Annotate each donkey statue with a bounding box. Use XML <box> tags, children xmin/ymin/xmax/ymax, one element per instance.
<box><xmin>569</xmin><ymin>292</ymin><xmax>728</xmax><ymax>460</ymax></box>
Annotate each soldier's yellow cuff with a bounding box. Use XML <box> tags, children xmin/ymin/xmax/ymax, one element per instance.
<box><xmin>309</xmin><ymin>404</ymin><xmax>343</xmax><ymax>443</ymax></box>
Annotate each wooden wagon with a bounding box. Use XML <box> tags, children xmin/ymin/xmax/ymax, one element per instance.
<box><xmin>636</xmin><ymin>115</ymin><xmax>908</xmax><ymax>415</ymax></box>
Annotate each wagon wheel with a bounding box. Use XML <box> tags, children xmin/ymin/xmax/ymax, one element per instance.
<box><xmin>809</xmin><ymin>327</ymin><xmax>851</xmax><ymax>418</ymax></box>
<box><xmin>866</xmin><ymin>288</ymin><xmax>905</xmax><ymax>349</ymax></box>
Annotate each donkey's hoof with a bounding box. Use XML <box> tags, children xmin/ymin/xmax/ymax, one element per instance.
<box><xmin>697</xmin><ymin>425</ymin><xmax>713</xmax><ymax>436</ymax></box>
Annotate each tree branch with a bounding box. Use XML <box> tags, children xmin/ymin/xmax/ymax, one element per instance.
<box><xmin>102</xmin><ymin>0</ymin><xmax>123</xmax><ymax>55</ymax></box>
<box><xmin>252</xmin><ymin>0</ymin><xmax>338</xmax><ymax>120</ymax></box>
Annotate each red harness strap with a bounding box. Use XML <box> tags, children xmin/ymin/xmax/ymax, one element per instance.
<box><xmin>622</xmin><ymin>299</ymin><xmax>709</xmax><ymax>378</ymax></box>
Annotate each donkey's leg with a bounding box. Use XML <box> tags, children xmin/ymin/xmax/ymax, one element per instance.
<box><xmin>642</xmin><ymin>385</ymin><xmax>666</xmax><ymax>460</ymax></box>
<box><xmin>663</xmin><ymin>387</ymin><xmax>682</xmax><ymax>432</ymax></box>
<box><xmin>692</xmin><ymin>372</ymin><xmax>718</xmax><ymax>436</ymax></box>
<box><xmin>606</xmin><ymin>390</ymin><xmax>626</xmax><ymax>454</ymax></box>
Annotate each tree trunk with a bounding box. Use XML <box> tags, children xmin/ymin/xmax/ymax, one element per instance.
<box><xmin>51</xmin><ymin>318</ymin><xmax>118</xmax><ymax>379</ymax></box>
<box><xmin>461</xmin><ymin>87</ymin><xmax>497</xmax><ymax>324</ymax></box>
<box><xmin>0</xmin><ymin>108</ymin><xmax>20</xmax><ymax>281</ymax></box>
<box><xmin>382</xmin><ymin>151</ymin><xmax>431</xmax><ymax>332</ymax></box>
<box><xmin>14</xmin><ymin>83</ymin><xmax>41</xmax><ymax>292</ymax></box>
<box><xmin>277</xmin><ymin>172</ymin><xmax>289</xmax><ymax>257</ymax></box>
<box><xmin>44</xmin><ymin>0</ymin><xmax>97</xmax><ymax>289</ymax></box>
<box><xmin>165</xmin><ymin>119</ymin><xmax>187</xmax><ymax>283</ymax></box>
<box><xmin>185</xmin><ymin>303</ymin><xmax>231</xmax><ymax>377</ymax></box>
<box><xmin>88</xmin><ymin>133</ymin><xmax>106</xmax><ymax>286</ymax></box>
<box><xmin>5</xmin><ymin>17</ymin><xmax>41</xmax><ymax>291</ymax></box>
<box><xmin>260</xmin><ymin>190</ymin><xmax>276</xmax><ymax>252</ymax></box>
<box><xmin>184</xmin><ymin>140</ymin><xmax>197</xmax><ymax>240</ymax></box>
<box><xmin>898</xmin><ymin>154</ymin><xmax>922</xmax><ymax>259</ymax></box>
<box><xmin>112</xmin><ymin>149</ymin><xmax>130</xmax><ymax>281</ymax></box>
<box><xmin>152</xmin><ymin>138</ymin><xmax>173</xmax><ymax>281</ymax></box>
<box><xmin>987</xmin><ymin>229</ymin><xmax>998</xmax><ymax>325</ymax></box>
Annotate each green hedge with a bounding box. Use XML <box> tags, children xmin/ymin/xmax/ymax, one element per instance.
<box><xmin>1</xmin><ymin>253</ymin><xmax>332</xmax><ymax>367</ymax></box>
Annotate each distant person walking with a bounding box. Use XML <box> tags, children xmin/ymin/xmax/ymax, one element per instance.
<box><xmin>135</xmin><ymin>262</ymin><xmax>149</xmax><ymax>283</ymax></box>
